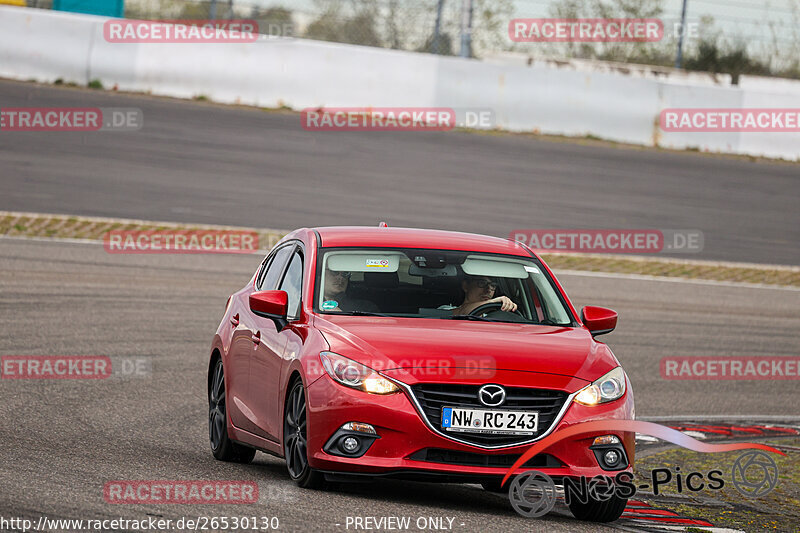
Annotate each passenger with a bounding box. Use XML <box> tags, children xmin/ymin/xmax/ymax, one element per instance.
<box><xmin>452</xmin><ymin>275</ymin><xmax>517</xmax><ymax>315</ymax></box>
<box><xmin>321</xmin><ymin>269</ymin><xmax>380</xmax><ymax>313</ymax></box>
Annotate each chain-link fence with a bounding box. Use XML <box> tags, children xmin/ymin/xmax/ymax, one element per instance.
<box><xmin>29</xmin><ymin>0</ymin><xmax>800</xmax><ymax>79</ymax></box>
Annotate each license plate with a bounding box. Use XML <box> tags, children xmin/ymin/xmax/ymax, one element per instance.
<box><xmin>441</xmin><ymin>407</ymin><xmax>538</xmax><ymax>435</ymax></box>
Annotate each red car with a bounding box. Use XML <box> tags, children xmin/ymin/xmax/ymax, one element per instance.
<box><xmin>208</xmin><ymin>225</ymin><xmax>634</xmax><ymax>522</ymax></box>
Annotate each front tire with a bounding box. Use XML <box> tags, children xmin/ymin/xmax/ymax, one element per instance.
<box><xmin>284</xmin><ymin>379</ymin><xmax>324</xmax><ymax>489</ymax></box>
<box><xmin>209</xmin><ymin>358</ymin><xmax>256</xmax><ymax>463</ymax></box>
<box><xmin>568</xmin><ymin>493</ymin><xmax>627</xmax><ymax>522</ymax></box>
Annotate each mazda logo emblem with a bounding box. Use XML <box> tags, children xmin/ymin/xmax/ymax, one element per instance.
<box><xmin>478</xmin><ymin>384</ymin><xmax>506</xmax><ymax>407</ymax></box>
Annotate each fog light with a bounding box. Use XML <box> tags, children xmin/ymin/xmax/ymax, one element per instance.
<box><xmin>341</xmin><ymin>436</ymin><xmax>360</xmax><ymax>453</ymax></box>
<box><xmin>593</xmin><ymin>435</ymin><xmax>620</xmax><ymax>446</ymax></box>
<box><xmin>603</xmin><ymin>450</ymin><xmax>620</xmax><ymax>467</ymax></box>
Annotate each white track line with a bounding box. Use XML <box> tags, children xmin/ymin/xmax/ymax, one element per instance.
<box><xmin>554</xmin><ymin>268</ymin><xmax>800</xmax><ymax>292</ymax></box>
<box><xmin>639</xmin><ymin>415</ymin><xmax>800</xmax><ymax>422</ymax></box>
<box><xmin>0</xmin><ymin>234</ymin><xmax>265</xmax><ymax>253</ymax></box>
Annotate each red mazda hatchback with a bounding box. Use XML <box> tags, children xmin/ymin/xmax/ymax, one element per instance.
<box><xmin>208</xmin><ymin>226</ymin><xmax>634</xmax><ymax>522</ymax></box>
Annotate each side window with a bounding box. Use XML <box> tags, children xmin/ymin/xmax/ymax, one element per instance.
<box><xmin>259</xmin><ymin>245</ymin><xmax>293</xmax><ymax>291</ymax></box>
<box><xmin>255</xmin><ymin>255</ymin><xmax>273</xmax><ymax>289</ymax></box>
<box><xmin>279</xmin><ymin>251</ymin><xmax>303</xmax><ymax>319</ymax></box>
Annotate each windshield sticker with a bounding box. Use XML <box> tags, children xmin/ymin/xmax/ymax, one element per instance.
<box><xmin>524</xmin><ymin>265</ymin><xmax>540</xmax><ymax>274</ymax></box>
<box><xmin>366</xmin><ymin>259</ymin><xmax>390</xmax><ymax>268</ymax></box>
<box><xmin>321</xmin><ymin>300</ymin><xmax>338</xmax><ymax>310</ymax></box>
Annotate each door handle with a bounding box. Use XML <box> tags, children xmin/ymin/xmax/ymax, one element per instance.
<box><xmin>251</xmin><ymin>331</ymin><xmax>261</xmax><ymax>345</ymax></box>
<box><xmin>230</xmin><ymin>313</ymin><xmax>239</xmax><ymax>326</ymax></box>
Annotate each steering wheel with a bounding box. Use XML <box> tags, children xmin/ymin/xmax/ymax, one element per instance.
<box><xmin>469</xmin><ymin>301</ymin><xmax>524</xmax><ymax>319</ymax></box>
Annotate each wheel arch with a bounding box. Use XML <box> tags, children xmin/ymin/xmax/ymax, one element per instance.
<box><xmin>208</xmin><ymin>348</ymin><xmax>222</xmax><ymax>399</ymax></box>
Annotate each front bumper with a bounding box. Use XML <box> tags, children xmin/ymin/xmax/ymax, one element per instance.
<box><xmin>305</xmin><ymin>370</ymin><xmax>635</xmax><ymax>482</ymax></box>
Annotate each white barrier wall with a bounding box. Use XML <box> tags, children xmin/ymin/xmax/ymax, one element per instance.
<box><xmin>2</xmin><ymin>6</ymin><xmax>798</xmax><ymax>160</ymax></box>
<box><xmin>0</xmin><ymin>8</ymin><xmax>97</xmax><ymax>84</ymax></box>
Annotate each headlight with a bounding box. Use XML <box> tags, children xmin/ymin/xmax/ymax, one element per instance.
<box><xmin>319</xmin><ymin>352</ymin><xmax>399</xmax><ymax>394</ymax></box>
<box><xmin>574</xmin><ymin>367</ymin><xmax>627</xmax><ymax>406</ymax></box>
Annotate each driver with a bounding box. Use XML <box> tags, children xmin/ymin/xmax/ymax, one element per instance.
<box><xmin>452</xmin><ymin>275</ymin><xmax>517</xmax><ymax>315</ymax></box>
<box><xmin>322</xmin><ymin>269</ymin><xmax>380</xmax><ymax>313</ymax></box>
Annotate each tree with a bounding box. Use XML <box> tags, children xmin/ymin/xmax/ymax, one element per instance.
<box><xmin>304</xmin><ymin>0</ymin><xmax>382</xmax><ymax>47</ymax></box>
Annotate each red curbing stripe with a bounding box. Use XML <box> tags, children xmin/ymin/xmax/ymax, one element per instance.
<box><xmin>623</xmin><ymin>508</ymin><xmax>680</xmax><ymax>516</ymax></box>
<box><xmin>625</xmin><ymin>516</ymin><xmax>714</xmax><ymax>526</ymax></box>
<box><xmin>751</xmin><ymin>425</ymin><xmax>799</xmax><ymax>435</ymax></box>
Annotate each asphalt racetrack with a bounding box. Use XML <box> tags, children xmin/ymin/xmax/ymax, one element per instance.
<box><xmin>1</xmin><ymin>79</ymin><xmax>799</xmax><ymax>265</ymax></box>
<box><xmin>1</xmin><ymin>238</ymin><xmax>798</xmax><ymax>532</ymax></box>
<box><xmin>1</xmin><ymin>77</ymin><xmax>799</xmax><ymax>532</ymax></box>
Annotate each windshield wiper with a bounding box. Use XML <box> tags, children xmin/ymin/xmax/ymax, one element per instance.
<box><xmin>539</xmin><ymin>318</ymin><xmax>570</xmax><ymax>326</ymax></box>
<box><xmin>449</xmin><ymin>314</ymin><xmax>496</xmax><ymax>322</ymax></box>
<box><xmin>338</xmin><ymin>311</ymin><xmax>393</xmax><ymax>317</ymax></box>
<box><xmin>450</xmin><ymin>314</ymin><xmax>559</xmax><ymax>325</ymax></box>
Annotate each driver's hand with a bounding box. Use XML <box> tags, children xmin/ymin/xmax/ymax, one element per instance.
<box><xmin>492</xmin><ymin>296</ymin><xmax>517</xmax><ymax>312</ymax></box>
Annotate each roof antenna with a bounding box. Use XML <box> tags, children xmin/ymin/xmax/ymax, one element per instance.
<box><xmin>378</xmin><ymin>221</ymin><xmax>389</xmax><ymax>227</ymax></box>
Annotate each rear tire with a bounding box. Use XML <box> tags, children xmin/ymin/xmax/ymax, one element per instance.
<box><xmin>208</xmin><ymin>358</ymin><xmax>256</xmax><ymax>463</ymax></box>
<box><xmin>568</xmin><ymin>493</ymin><xmax>627</xmax><ymax>522</ymax></box>
<box><xmin>284</xmin><ymin>380</ymin><xmax>325</xmax><ymax>489</ymax></box>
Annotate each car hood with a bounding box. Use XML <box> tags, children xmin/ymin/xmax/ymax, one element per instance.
<box><xmin>313</xmin><ymin>316</ymin><xmax>618</xmax><ymax>383</ymax></box>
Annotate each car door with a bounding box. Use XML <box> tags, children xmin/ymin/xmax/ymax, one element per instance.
<box><xmin>231</xmin><ymin>243</ymin><xmax>293</xmax><ymax>435</ymax></box>
<box><xmin>246</xmin><ymin>244</ymin><xmax>301</xmax><ymax>441</ymax></box>
<box><xmin>250</xmin><ymin>246</ymin><xmax>306</xmax><ymax>441</ymax></box>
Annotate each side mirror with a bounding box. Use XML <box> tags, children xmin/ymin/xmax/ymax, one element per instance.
<box><xmin>250</xmin><ymin>290</ymin><xmax>288</xmax><ymax>325</ymax></box>
<box><xmin>581</xmin><ymin>306</ymin><xmax>618</xmax><ymax>336</ymax></box>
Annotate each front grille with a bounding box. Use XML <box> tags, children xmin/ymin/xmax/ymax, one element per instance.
<box><xmin>409</xmin><ymin>448</ymin><xmax>562</xmax><ymax>468</ymax></box>
<box><xmin>410</xmin><ymin>383</ymin><xmax>569</xmax><ymax>447</ymax></box>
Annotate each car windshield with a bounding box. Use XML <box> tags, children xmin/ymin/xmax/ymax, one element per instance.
<box><xmin>314</xmin><ymin>247</ymin><xmax>574</xmax><ymax>325</ymax></box>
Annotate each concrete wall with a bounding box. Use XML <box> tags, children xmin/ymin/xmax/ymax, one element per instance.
<box><xmin>1</xmin><ymin>6</ymin><xmax>798</xmax><ymax>160</ymax></box>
